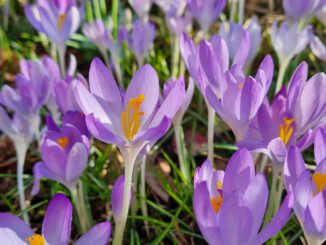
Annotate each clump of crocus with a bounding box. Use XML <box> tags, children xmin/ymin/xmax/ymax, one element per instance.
<box><xmin>284</xmin><ymin>129</ymin><xmax>326</xmax><ymax>245</ymax></box>
<box><xmin>270</xmin><ymin>20</ymin><xmax>312</xmax><ymax>93</ymax></box>
<box><xmin>194</xmin><ymin>148</ymin><xmax>293</xmax><ymax>245</ymax></box>
<box><xmin>0</xmin><ymin>107</ymin><xmax>34</xmax><ymax>223</ymax></box>
<box><xmin>239</xmin><ymin>62</ymin><xmax>326</xmax><ymax>166</ymax></box>
<box><xmin>24</xmin><ymin>0</ymin><xmax>82</xmax><ymax>75</ymax></box>
<box><xmin>75</xmin><ymin>57</ymin><xmax>185</xmax><ymax>244</ymax></box>
<box><xmin>186</xmin><ymin>0</ymin><xmax>226</xmax><ymax>33</ymax></box>
<box><xmin>0</xmin><ymin>193</ymin><xmax>111</xmax><ymax>245</ymax></box>
<box><xmin>0</xmin><ymin>56</ymin><xmax>58</xmax><ymax>141</ymax></box>
<box><xmin>127</xmin><ymin>19</ymin><xmax>155</xmax><ymax>66</ymax></box>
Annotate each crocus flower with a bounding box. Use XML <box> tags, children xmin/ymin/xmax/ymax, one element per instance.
<box><xmin>239</xmin><ymin>62</ymin><xmax>326</xmax><ymax>165</ymax></box>
<box><xmin>75</xmin><ymin>57</ymin><xmax>185</xmax><ymax>243</ymax></box>
<box><xmin>0</xmin><ymin>193</ymin><xmax>111</xmax><ymax>245</ymax></box>
<box><xmin>186</xmin><ymin>0</ymin><xmax>226</xmax><ymax>33</ymax></box>
<box><xmin>165</xmin><ymin>9</ymin><xmax>192</xmax><ymax>36</ymax></box>
<box><xmin>128</xmin><ymin>0</ymin><xmax>153</xmax><ymax>20</ymax></box>
<box><xmin>0</xmin><ymin>56</ymin><xmax>57</xmax><ymax>140</ymax></box>
<box><xmin>283</xmin><ymin>0</ymin><xmax>323</xmax><ymax>20</ymax></box>
<box><xmin>127</xmin><ymin>19</ymin><xmax>155</xmax><ymax>66</ymax></box>
<box><xmin>75</xmin><ymin>57</ymin><xmax>185</xmax><ymax>157</ymax></box>
<box><xmin>205</xmin><ymin>55</ymin><xmax>274</xmax><ymax>142</ymax></box>
<box><xmin>310</xmin><ymin>36</ymin><xmax>326</xmax><ymax>62</ymax></box>
<box><xmin>24</xmin><ymin>0</ymin><xmax>82</xmax><ymax>46</ymax></box>
<box><xmin>284</xmin><ymin>130</ymin><xmax>326</xmax><ymax>244</ymax></box>
<box><xmin>32</xmin><ymin>112</ymin><xmax>90</xmax><ymax>195</ymax></box>
<box><xmin>194</xmin><ymin>148</ymin><xmax>293</xmax><ymax>245</ymax></box>
<box><xmin>271</xmin><ymin>21</ymin><xmax>312</xmax><ymax>66</ymax></box>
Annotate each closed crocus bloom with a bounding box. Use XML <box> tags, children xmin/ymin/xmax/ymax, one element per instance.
<box><xmin>205</xmin><ymin>55</ymin><xmax>274</xmax><ymax>142</ymax></box>
<box><xmin>128</xmin><ymin>0</ymin><xmax>153</xmax><ymax>19</ymax></box>
<box><xmin>32</xmin><ymin>113</ymin><xmax>90</xmax><ymax>195</ymax></box>
<box><xmin>166</xmin><ymin>10</ymin><xmax>192</xmax><ymax>35</ymax></box>
<box><xmin>310</xmin><ymin>36</ymin><xmax>326</xmax><ymax>62</ymax></box>
<box><xmin>240</xmin><ymin>62</ymin><xmax>326</xmax><ymax>164</ymax></box>
<box><xmin>283</xmin><ymin>0</ymin><xmax>323</xmax><ymax>20</ymax></box>
<box><xmin>284</xmin><ymin>130</ymin><xmax>326</xmax><ymax>245</ymax></box>
<box><xmin>271</xmin><ymin>21</ymin><xmax>312</xmax><ymax>65</ymax></box>
<box><xmin>0</xmin><ymin>193</ymin><xmax>111</xmax><ymax>245</ymax></box>
<box><xmin>187</xmin><ymin>0</ymin><xmax>226</xmax><ymax>33</ymax></box>
<box><xmin>194</xmin><ymin>149</ymin><xmax>293</xmax><ymax>245</ymax></box>
<box><xmin>24</xmin><ymin>0</ymin><xmax>81</xmax><ymax>45</ymax></box>
<box><xmin>128</xmin><ymin>19</ymin><xmax>155</xmax><ymax>66</ymax></box>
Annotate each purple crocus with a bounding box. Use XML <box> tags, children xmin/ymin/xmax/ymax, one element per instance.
<box><xmin>316</xmin><ymin>3</ymin><xmax>326</xmax><ymax>26</ymax></box>
<box><xmin>194</xmin><ymin>148</ymin><xmax>293</xmax><ymax>245</ymax></box>
<box><xmin>271</xmin><ymin>21</ymin><xmax>312</xmax><ymax>66</ymax></box>
<box><xmin>0</xmin><ymin>56</ymin><xmax>57</xmax><ymax>140</ymax></box>
<box><xmin>284</xmin><ymin>130</ymin><xmax>326</xmax><ymax>244</ymax></box>
<box><xmin>0</xmin><ymin>193</ymin><xmax>111</xmax><ymax>245</ymax></box>
<box><xmin>283</xmin><ymin>0</ymin><xmax>323</xmax><ymax>20</ymax></box>
<box><xmin>205</xmin><ymin>55</ymin><xmax>274</xmax><ymax>142</ymax></box>
<box><xmin>219</xmin><ymin>18</ymin><xmax>262</xmax><ymax>68</ymax></box>
<box><xmin>127</xmin><ymin>19</ymin><xmax>155</xmax><ymax>66</ymax></box>
<box><xmin>239</xmin><ymin>62</ymin><xmax>326</xmax><ymax>165</ymax></box>
<box><xmin>186</xmin><ymin>0</ymin><xmax>226</xmax><ymax>33</ymax></box>
<box><xmin>128</xmin><ymin>0</ymin><xmax>153</xmax><ymax>20</ymax></box>
<box><xmin>24</xmin><ymin>0</ymin><xmax>81</xmax><ymax>46</ymax></box>
<box><xmin>32</xmin><ymin>112</ymin><xmax>90</xmax><ymax>195</ymax></box>
<box><xmin>310</xmin><ymin>36</ymin><xmax>326</xmax><ymax>62</ymax></box>
<box><xmin>75</xmin><ymin>57</ymin><xmax>185</xmax><ymax>244</ymax></box>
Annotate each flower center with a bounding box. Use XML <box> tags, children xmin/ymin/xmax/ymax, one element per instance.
<box><xmin>57</xmin><ymin>14</ymin><xmax>66</xmax><ymax>32</ymax></box>
<box><xmin>210</xmin><ymin>181</ymin><xmax>223</xmax><ymax>213</ymax></box>
<box><xmin>121</xmin><ymin>94</ymin><xmax>145</xmax><ymax>141</ymax></box>
<box><xmin>278</xmin><ymin>116</ymin><xmax>294</xmax><ymax>145</ymax></box>
<box><xmin>57</xmin><ymin>136</ymin><xmax>69</xmax><ymax>149</ymax></box>
<box><xmin>26</xmin><ymin>234</ymin><xmax>45</xmax><ymax>245</ymax></box>
<box><xmin>238</xmin><ymin>82</ymin><xmax>244</xmax><ymax>89</ymax></box>
<box><xmin>313</xmin><ymin>172</ymin><xmax>326</xmax><ymax>194</ymax></box>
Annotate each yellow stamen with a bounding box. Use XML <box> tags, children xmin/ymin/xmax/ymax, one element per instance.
<box><xmin>313</xmin><ymin>172</ymin><xmax>326</xmax><ymax>193</ymax></box>
<box><xmin>57</xmin><ymin>136</ymin><xmax>69</xmax><ymax>149</ymax></box>
<box><xmin>121</xmin><ymin>94</ymin><xmax>145</xmax><ymax>141</ymax></box>
<box><xmin>26</xmin><ymin>234</ymin><xmax>45</xmax><ymax>245</ymax></box>
<box><xmin>210</xmin><ymin>192</ymin><xmax>223</xmax><ymax>213</ymax></box>
<box><xmin>57</xmin><ymin>14</ymin><xmax>66</xmax><ymax>32</ymax></box>
<box><xmin>238</xmin><ymin>82</ymin><xmax>244</xmax><ymax>89</ymax></box>
<box><xmin>279</xmin><ymin>116</ymin><xmax>294</xmax><ymax>145</ymax></box>
<box><xmin>216</xmin><ymin>181</ymin><xmax>223</xmax><ymax>190</ymax></box>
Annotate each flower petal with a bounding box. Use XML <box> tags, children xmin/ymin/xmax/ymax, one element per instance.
<box><xmin>74</xmin><ymin>222</ymin><xmax>111</xmax><ymax>245</ymax></box>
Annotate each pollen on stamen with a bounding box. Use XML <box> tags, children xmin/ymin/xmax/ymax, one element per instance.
<box><xmin>26</xmin><ymin>234</ymin><xmax>45</xmax><ymax>245</ymax></box>
<box><xmin>313</xmin><ymin>172</ymin><xmax>326</xmax><ymax>194</ymax></box>
<box><xmin>57</xmin><ymin>136</ymin><xmax>69</xmax><ymax>149</ymax></box>
<box><xmin>121</xmin><ymin>94</ymin><xmax>145</xmax><ymax>141</ymax></box>
<box><xmin>279</xmin><ymin>116</ymin><xmax>294</xmax><ymax>145</ymax></box>
<box><xmin>57</xmin><ymin>14</ymin><xmax>66</xmax><ymax>32</ymax></box>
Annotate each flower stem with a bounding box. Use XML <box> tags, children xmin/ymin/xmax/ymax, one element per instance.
<box><xmin>171</xmin><ymin>35</ymin><xmax>180</xmax><ymax>78</ymax></box>
<box><xmin>140</xmin><ymin>155</ymin><xmax>150</xmax><ymax>237</ymax></box>
<box><xmin>238</xmin><ymin>0</ymin><xmax>245</xmax><ymax>24</ymax></box>
<box><xmin>207</xmin><ymin>104</ymin><xmax>215</xmax><ymax>164</ymax></box>
<box><xmin>16</xmin><ymin>144</ymin><xmax>29</xmax><ymax>225</ymax></box>
<box><xmin>259</xmin><ymin>155</ymin><xmax>269</xmax><ymax>172</ymax></box>
<box><xmin>57</xmin><ymin>44</ymin><xmax>67</xmax><ymax>78</ymax></box>
<box><xmin>275</xmin><ymin>58</ymin><xmax>289</xmax><ymax>95</ymax></box>
<box><xmin>263</xmin><ymin>166</ymin><xmax>281</xmax><ymax>226</ymax></box>
<box><xmin>273</xmin><ymin>172</ymin><xmax>284</xmax><ymax>214</ymax></box>
<box><xmin>113</xmin><ymin>148</ymin><xmax>138</xmax><ymax>245</ymax></box>
<box><xmin>174</xmin><ymin>123</ymin><xmax>190</xmax><ymax>183</ymax></box>
<box><xmin>70</xmin><ymin>181</ymin><xmax>92</xmax><ymax>233</ymax></box>
<box><xmin>230</xmin><ymin>0</ymin><xmax>237</xmax><ymax>22</ymax></box>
